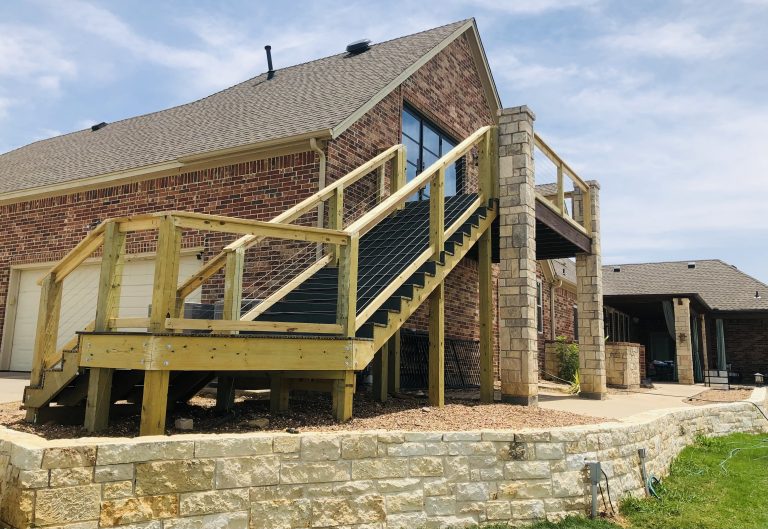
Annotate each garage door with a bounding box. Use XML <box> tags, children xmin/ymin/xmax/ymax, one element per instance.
<box><xmin>8</xmin><ymin>255</ymin><xmax>202</xmax><ymax>371</ymax></box>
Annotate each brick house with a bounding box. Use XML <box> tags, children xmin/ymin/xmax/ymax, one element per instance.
<box><xmin>0</xmin><ymin>19</ymin><xmax>586</xmax><ymax>407</ymax></box>
<box><xmin>603</xmin><ymin>259</ymin><xmax>768</xmax><ymax>384</ymax></box>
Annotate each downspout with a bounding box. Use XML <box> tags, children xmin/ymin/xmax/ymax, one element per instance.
<box><xmin>309</xmin><ymin>138</ymin><xmax>326</xmax><ymax>259</ymax></box>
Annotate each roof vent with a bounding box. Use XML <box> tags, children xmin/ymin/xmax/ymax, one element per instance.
<box><xmin>613</xmin><ymin>266</ymin><xmax>621</xmax><ymax>273</ymax></box>
<box><xmin>757</xmin><ymin>290</ymin><xmax>762</xmax><ymax>301</ymax></box>
<box><xmin>346</xmin><ymin>39</ymin><xmax>371</xmax><ymax>55</ymax></box>
<box><xmin>91</xmin><ymin>122</ymin><xmax>108</xmax><ymax>132</ymax></box>
<box><xmin>687</xmin><ymin>262</ymin><xmax>696</xmax><ymax>269</ymax></box>
<box><xmin>264</xmin><ymin>45</ymin><xmax>275</xmax><ymax>80</ymax></box>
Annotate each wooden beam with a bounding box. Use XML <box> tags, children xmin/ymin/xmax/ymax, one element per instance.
<box><xmin>139</xmin><ymin>370</ymin><xmax>169</xmax><ymax>436</ymax></box>
<box><xmin>337</xmin><ymin>234</ymin><xmax>359</xmax><ymax>337</ymax></box>
<box><xmin>29</xmin><ymin>274</ymin><xmax>63</xmax><ymax>387</ymax></box>
<box><xmin>86</xmin><ymin>222</ymin><xmax>126</xmax><ymax>432</ymax></box>
<box><xmin>371</xmin><ymin>344</ymin><xmax>388</xmax><ymax>403</ymax></box>
<box><xmin>149</xmin><ymin>216</ymin><xmax>182</xmax><ymax>333</ymax></box>
<box><xmin>332</xmin><ymin>370</ymin><xmax>355</xmax><ymax>421</ymax></box>
<box><xmin>270</xmin><ymin>374</ymin><xmax>289</xmax><ymax>412</ymax></box>
<box><xmin>215</xmin><ymin>376</ymin><xmax>236</xmax><ymax>414</ymax></box>
<box><xmin>109</xmin><ymin>317</ymin><xmax>150</xmax><ymax>329</ymax></box>
<box><xmin>171</xmin><ymin>213</ymin><xmax>349</xmax><ymax>246</ymax></box>
<box><xmin>223</xmin><ymin>248</ymin><xmax>245</xmax><ymax>323</ymax></box>
<box><xmin>535</xmin><ymin>198</ymin><xmax>592</xmax><ymax>254</ymax></box>
<box><xmin>478</xmin><ymin>226</ymin><xmax>494</xmax><ymax>404</ymax></box>
<box><xmin>165</xmin><ymin>318</ymin><xmax>342</xmax><ymax>334</ymax></box>
<box><xmin>428</xmin><ymin>283</ymin><xmax>445</xmax><ymax>407</ymax></box>
<box><xmin>239</xmin><ymin>254</ymin><xmax>332</xmax><ymax>321</ymax></box>
<box><xmin>387</xmin><ymin>330</ymin><xmax>401</xmax><ymax>394</ymax></box>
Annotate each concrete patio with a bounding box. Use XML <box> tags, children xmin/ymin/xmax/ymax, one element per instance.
<box><xmin>0</xmin><ymin>372</ymin><xmax>27</xmax><ymax>404</ymax></box>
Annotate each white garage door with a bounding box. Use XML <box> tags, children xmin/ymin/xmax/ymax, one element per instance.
<box><xmin>9</xmin><ymin>255</ymin><xmax>202</xmax><ymax>371</ymax></box>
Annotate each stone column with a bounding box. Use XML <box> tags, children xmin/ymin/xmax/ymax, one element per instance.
<box><xmin>673</xmin><ymin>297</ymin><xmax>695</xmax><ymax>385</ymax></box>
<box><xmin>497</xmin><ymin>106</ymin><xmax>538</xmax><ymax>405</ymax></box>
<box><xmin>574</xmin><ymin>183</ymin><xmax>607</xmax><ymax>399</ymax></box>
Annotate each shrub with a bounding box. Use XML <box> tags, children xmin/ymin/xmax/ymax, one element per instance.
<box><xmin>555</xmin><ymin>335</ymin><xmax>579</xmax><ymax>383</ymax></box>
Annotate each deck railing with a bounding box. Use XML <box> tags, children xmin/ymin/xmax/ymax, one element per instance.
<box><xmin>533</xmin><ymin>133</ymin><xmax>593</xmax><ymax>234</ymax></box>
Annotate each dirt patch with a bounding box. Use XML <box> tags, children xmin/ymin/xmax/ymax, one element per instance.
<box><xmin>687</xmin><ymin>388</ymin><xmax>753</xmax><ymax>405</ymax></box>
<box><xmin>0</xmin><ymin>391</ymin><xmax>610</xmax><ymax>440</ymax></box>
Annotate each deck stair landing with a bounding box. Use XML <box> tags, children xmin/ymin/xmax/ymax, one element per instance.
<box><xmin>23</xmin><ymin>125</ymin><xmax>499</xmax><ymax>435</ymax></box>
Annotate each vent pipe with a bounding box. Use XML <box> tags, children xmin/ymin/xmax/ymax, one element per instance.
<box><xmin>265</xmin><ymin>45</ymin><xmax>275</xmax><ymax>80</ymax></box>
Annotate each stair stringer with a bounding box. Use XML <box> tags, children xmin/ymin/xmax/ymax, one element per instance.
<box><xmin>24</xmin><ymin>349</ymin><xmax>82</xmax><ymax>409</ymax></box>
<box><xmin>362</xmin><ymin>203</ymin><xmax>497</xmax><ymax>363</ymax></box>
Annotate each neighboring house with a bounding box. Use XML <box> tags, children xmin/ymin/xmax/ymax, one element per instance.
<box><xmin>603</xmin><ymin>259</ymin><xmax>768</xmax><ymax>384</ymax></box>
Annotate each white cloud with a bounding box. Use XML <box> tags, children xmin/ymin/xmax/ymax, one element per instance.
<box><xmin>599</xmin><ymin>21</ymin><xmax>743</xmax><ymax>60</ymax></box>
<box><xmin>0</xmin><ymin>24</ymin><xmax>76</xmax><ymax>87</ymax></box>
<box><xmin>0</xmin><ymin>97</ymin><xmax>13</xmax><ymax>119</ymax></box>
<box><xmin>461</xmin><ymin>0</ymin><xmax>600</xmax><ymax>15</ymax></box>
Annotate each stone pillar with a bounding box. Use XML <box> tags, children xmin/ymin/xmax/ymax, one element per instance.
<box><xmin>673</xmin><ymin>297</ymin><xmax>695</xmax><ymax>385</ymax></box>
<box><xmin>574</xmin><ymin>183</ymin><xmax>607</xmax><ymax>399</ymax></box>
<box><xmin>497</xmin><ymin>106</ymin><xmax>538</xmax><ymax>405</ymax></box>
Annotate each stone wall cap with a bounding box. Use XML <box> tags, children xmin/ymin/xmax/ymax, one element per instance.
<box><xmin>499</xmin><ymin>105</ymin><xmax>536</xmax><ymax>120</ymax></box>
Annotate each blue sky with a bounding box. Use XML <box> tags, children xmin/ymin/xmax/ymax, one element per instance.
<box><xmin>1</xmin><ymin>0</ymin><xmax>767</xmax><ymax>282</ymax></box>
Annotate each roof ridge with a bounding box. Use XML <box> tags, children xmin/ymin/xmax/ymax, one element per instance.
<box><xmin>0</xmin><ymin>18</ymin><xmax>472</xmax><ymax>158</ymax></box>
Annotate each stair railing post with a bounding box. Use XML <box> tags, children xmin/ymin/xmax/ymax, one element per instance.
<box><xmin>141</xmin><ymin>214</ymin><xmax>182</xmax><ymax>436</ymax></box>
<box><xmin>329</xmin><ymin>185</ymin><xmax>344</xmax><ymax>266</ymax></box>
<box><xmin>478</xmin><ymin>128</ymin><xmax>496</xmax><ymax>403</ymax></box>
<box><xmin>85</xmin><ymin>220</ymin><xmax>126</xmax><ymax>432</ymax></box>
<box><xmin>556</xmin><ymin>164</ymin><xmax>565</xmax><ymax>216</ymax></box>
<box><xmin>392</xmin><ymin>146</ymin><xmax>406</xmax><ymax>210</ymax></box>
<box><xmin>336</xmin><ymin>234</ymin><xmax>359</xmax><ymax>337</ymax></box>
<box><xmin>429</xmin><ymin>168</ymin><xmax>445</xmax><ymax>259</ymax></box>
<box><xmin>29</xmin><ymin>272</ymin><xmax>63</xmax><ymax>390</ymax></box>
<box><xmin>216</xmin><ymin>246</ymin><xmax>245</xmax><ymax>413</ymax></box>
<box><xmin>428</xmin><ymin>167</ymin><xmax>445</xmax><ymax>407</ymax></box>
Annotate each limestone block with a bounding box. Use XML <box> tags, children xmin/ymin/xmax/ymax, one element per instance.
<box><xmin>409</xmin><ymin>456</ymin><xmax>444</xmax><ymax>477</ymax></box>
<box><xmin>486</xmin><ymin>500</ymin><xmax>512</xmax><ymax>520</ymax></box>
<box><xmin>194</xmin><ymin>436</ymin><xmax>272</xmax><ymax>458</ymax></box>
<box><xmin>163</xmin><ymin>511</ymin><xmax>249</xmax><ymax>529</ymax></box>
<box><xmin>35</xmin><ymin>484</ymin><xmax>101</xmax><ymax>525</ymax></box>
<box><xmin>94</xmin><ymin>463</ymin><xmax>134</xmax><ymax>482</ymax></box>
<box><xmin>340</xmin><ymin>434</ymin><xmax>378</xmax><ymax>459</ymax></box>
<box><xmin>333</xmin><ymin>480</ymin><xmax>376</xmax><ymax>495</ymax></box>
<box><xmin>423</xmin><ymin>478</ymin><xmax>452</xmax><ymax>496</ymax></box>
<box><xmin>377</xmin><ymin>432</ymin><xmax>405</xmax><ymax>444</ymax></box>
<box><xmin>96</xmin><ymin>441</ymin><xmax>194</xmax><ymax>465</ymax></box>
<box><xmin>310</xmin><ymin>494</ymin><xmax>385</xmax><ymax>527</ymax></box>
<box><xmin>17</xmin><ymin>468</ymin><xmax>49</xmax><ymax>488</ymax></box>
<box><xmin>42</xmin><ymin>446</ymin><xmax>97</xmax><ymax>469</ymax></box>
<box><xmin>10</xmin><ymin>444</ymin><xmax>44</xmax><ymax>470</ymax></box>
<box><xmin>443</xmin><ymin>456</ymin><xmax>471</xmax><ymax>481</ymax></box>
<box><xmin>387</xmin><ymin>442</ymin><xmax>426</xmax><ymax>456</ymax></box>
<box><xmin>509</xmin><ymin>499</ymin><xmax>546</xmax><ymax>520</ymax></box>
<box><xmin>442</xmin><ymin>432</ymin><xmax>481</xmax><ymax>442</ymax></box>
<box><xmin>498</xmin><ymin>479</ymin><xmax>552</xmax><ymax>499</ymax></box>
<box><xmin>50</xmin><ymin>466</ymin><xmax>93</xmax><ymax>487</ymax></box>
<box><xmin>273</xmin><ymin>435</ymin><xmax>301</xmax><ymax>454</ymax></box>
<box><xmin>249</xmin><ymin>484</ymin><xmax>304</xmax><ymax>501</ymax></box>
<box><xmin>99</xmin><ymin>494</ymin><xmax>179</xmax><ymax>526</ymax></box>
<box><xmin>447</xmin><ymin>441</ymin><xmax>496</xmax><ymax>456</ymax></box>
<box><xmin>215</xmin><ymin>456</ymin><xmax>280</xmax><ymax>488</ymax></box>
<box><xmin>386</xmin><ymin>490</ymin><xmax>424</xmax><ymax>512</ymax></box>
<box><xmin>404</xmin><ymin>432</ymin><xmax>443</xmax><ymax>442</ymax></box>
<box><xmin>551</xmin><ymin>471</ymin><xmax>588</xmax><ymax>498</ymax></box>
<box><xmin>279</xmin><ymin>461</ymin><xmax>350</xmax><ymax>484</ymax></box>
<box><xmin>250</xmin><ymin>499</ymin><xmax>311</xmax><ymax>529</ymax></box>
<box><xmin>103</xmin><ymin>480</ymin><xmax>135</xmax><ymax>500</ymax></box>
<box><xmin>135</xmin><ymin>459</ymin><xmax>215</xmax><ymax>494</ymax></box>
<box><xmin>535</xmin><ymin>443</ymin><xmax>565</xmax><ymax>460</ymax></box>
<box><xmin>387</xmin><ymin>512</ymin><xmax>427</xmax><ymax>529</ymax></box>
<box><xmin>301</xmin><ymin>436</ymin><xmax>340</xmax><ymax>461</ymax></box>
<box><xmin>351</xmin><ymin>458</ymin><xmax>408</xmax><ymax>479</ymax></box>
<box><xmin>504</xmin><ymin>460</ymin><xmax>551</xmax><ymax>479</ymax></box>
<box><xmin>0</xmin><ymin>484</ymin><xmax>34</xmax><ymax>528</ymax></box>
<box><xmin>376</xmin><ymin>478</ymin><xmax>422</xmax><ymax>492</ymax></box>
<box><xmin>425</xmin><ymin>496</ymin><xmax>456</xmax><ymax>516</ymax></box>
<box><xmin>456</xmin><ymin>482</ymin><xmax>491</xmax><ymax>501</ymax></box>
<box><xmin>180</xmin><ymin>488</ymin><xmax>249</xmax><ymax>516</ymax></box>
<box><xmin>425</xmin><ymin>514</ymin><xmax>480</xmax><ymax>528</ymax></box>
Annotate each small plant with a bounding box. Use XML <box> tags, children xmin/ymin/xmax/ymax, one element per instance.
<box><xmin>555</xmin><ymin>336</ymin><xmax>580</xmax><ymax>393</ymax></box>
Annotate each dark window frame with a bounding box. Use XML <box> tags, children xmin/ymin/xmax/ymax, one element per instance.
<box><xmin>536</xmin><ymin>280</ymin><xmax>544</xmax><ymax>334</ymax></box>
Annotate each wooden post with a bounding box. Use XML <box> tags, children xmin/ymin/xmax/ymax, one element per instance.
<box><xmin>215</xmin><ymin>376</ymin><xmax>236</xmax><ymax>414</ymax></box>
<box><xmin>85</xmin><ymin>222</ymin><xmax>125</xmax><ymax>432</ymax></box>
<box><xmin>223</xmin><ymin>248</ymin><xmax>244</xmax><ymax>321</ymax></box>
<box><xmin>392</xmin><ymin>147</ymin><xmax>406</xmax><ymax>209</ymax></box>
<box><xmin>149</xmin><ymin>215</ymin><xmax>182</xmax><ymax>333</ymax></box>
<box><xmin>270</xmin><ymin>374</ymin><xmax>289</xmax><ymax>413</ymax></box>
<box><xmin>332</xmin><ymin>370</ymin><xmax>355</xmax><ymax>421</ymax></box>
<box><xmin>29</xmin><ymin>273</ymin><xmax>63</xmax><ymax>388</ymax></box>
<box><xmin>428</xmin><ymin>282</ymin><xmax>445</xmax><ymax>407</ymax></box>
<box><xmin>430</xmin><ymin>168</ymin><xmax>445</xmax><ymax>260</ymax></box>
<box><xmin>479</xmin><ymin>130</ymin><xmax>492</xmax><ymax>201</ymax></box>
<box><xmin>371</xmin><ymin>344</ymin><xmax>389</xmax><ymax>403</ymax></box>
<box><xmin>336</xmin><ymin>234</ymin><xmax>359</xmax><ymax>337</ymax></box>
<box><xmin>479</xmin><ymin>225</ymin><xmax>494</xmax><ymax>403</ymax></box>
<box><xmin>376</xmin><ymin>164</ymin><xmax>387</xmax><ymax>204</ymax></box>
<box><xmin>329</xmin><ymin>186</ymin><xmax>344</xmax><ymax>265</ymax></box>
<box><xmin>140</xmin><ymin>370</ymin><xmax>170</xmax><ymax>436</ymax></box>
<box><xmin>387</xmin><ymin>330</ymin><xmax>401</xmax><ymax>394</ymax></box>
<box><xmin>556</xmin><ymin>164</ymin><xmax>565</xmax><ymax>215</ymax></box>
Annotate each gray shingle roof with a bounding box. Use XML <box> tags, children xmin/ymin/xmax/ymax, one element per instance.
<box><xmin>0</xmin><ymin>20</ymin><xmax>471</xmax><ymax>195</ymax></box>
<box><xmin>603</xmin><ymin>259</ymin><xmax>768</xmax><ymax>312</ymax></box>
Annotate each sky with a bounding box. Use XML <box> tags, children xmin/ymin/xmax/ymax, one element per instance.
<box><xmin>1</xmin><ymin>0</ymin><xmax>767</xmax><ymax>282</ymax></box>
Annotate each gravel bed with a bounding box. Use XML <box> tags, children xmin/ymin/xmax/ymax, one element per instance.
<box><xmin>0</xmin><ymin>390</ymin><xmax>610</xmax><ymax>440</ymax></box>
<box><xmin>687</xmin><ymin>388</ymin><xmax>754</xmax><ymax>405</ymax></box>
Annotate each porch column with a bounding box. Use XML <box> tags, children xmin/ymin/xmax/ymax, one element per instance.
<box><xmin>497</xmin><ymin>106</ymin><xmax>538</xmax><ymax>405</ymax></box>
<box><xmin>574</xmin><ymin>183</ymin><xmax>607</xmax><ymax>399</ymax></box>
<box><xmin>673</xmin><ymin>297</ymin><xmax>695</xmax><ymax>384</ymax></box>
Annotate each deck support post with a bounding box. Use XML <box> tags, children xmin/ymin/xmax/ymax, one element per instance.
<box><xmin>372</xmin><ymin>344</ymin><xmax>389</xmax><ymax>403</ymax></box>
<box><xmin>85</xmin><ymin>221</ymin><xmax>125</xmax><ymax>432</ymax></box>
<box><xmin>428</xmin><ymin>283</ymin><xmax>445</xmax><ymax>407</ymax></box>
<box><xmin>215</xmin><ymin>376</ymin><xmax>236</xmax><ymax>414</ymax></box>
<box><xmin>479</xmin><ymin>226</ymin><xmax>494</xmax><ymax>403</ymax></box>
<box><xmin>387</xmin><ymin>330</ymin><xmax>401</xmax><ymax>395</ymax></box>
<box><xmin>336</xmin><ymin>234</ymin><xmax>359</xmax><ymax>337</ymax></box>
<box><xmin>332</xmin><ymin>371</ymin><xmax>354</xmax><ymax>421</ymax></box>
<box><xmin>270</xmin><ymin>374</ymin><xmax>289</xmax><ymax>413</ymax></box>
<box><xmin>140</xmin><ymin>370</ymin><xmax>170</xmax><ymax>436</ymax></box>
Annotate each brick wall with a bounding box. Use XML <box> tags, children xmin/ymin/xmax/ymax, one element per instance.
<box><xmin>723</xmin><ymin>317</ymin><xmax>768</xmax><ymax>379</ymax></box>
<box><xmin>535</xmin><ymin>264</ymin><xmax>578</xmax><ymax>376</ymax></box>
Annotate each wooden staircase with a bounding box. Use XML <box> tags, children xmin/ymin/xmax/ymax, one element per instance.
<box><xmin>24</xmin><ymin>125</ymin><xmax>498</xmax><ymax>435</ymax></box>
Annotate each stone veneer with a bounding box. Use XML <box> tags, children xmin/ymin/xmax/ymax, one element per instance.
<box><xmin>605</xmin><ymin>343</ymin><xmax>641</xmax><ymax>389</ymax></box>
<box><xmin>1</xmin><ymin>390</ymin><xmax>766</xmax><ymax>529</ymax></box>
<box><xmin>673</xmin><ymin>297</ymin><xmax>695</xmax><ymax>385</ymax></box>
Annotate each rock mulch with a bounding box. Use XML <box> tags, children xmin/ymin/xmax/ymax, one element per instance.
<box><xmin>0</xmin><ymin>390</ymin><xmax>610</xmax><ymax>440</ymax></box>
<box><xmin>687</xmin><ymin>388</ymin><xmax>754</xmax><ymax>405</ymax></box>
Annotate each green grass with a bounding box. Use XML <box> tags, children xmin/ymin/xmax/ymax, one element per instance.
<box><xmin>468</xmin><ymin>518</ymin><xmax>617</xmax><ymax>529</ymax></box>
<box><xmin>620</xmin><ymin>432</ymin><xmax>768</xmax><ymax>528</ymax></box>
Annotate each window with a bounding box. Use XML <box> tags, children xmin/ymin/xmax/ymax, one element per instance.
<box><xmin>536</xmin><ymin>281</ymin><xmax>543</xmax><ymax>333</ymax></box>
<box><xmin>573</xmin><ymin>304</ymin><xmax>579</xmax><ymax>341</ymax></box>
<box><xmin>402</xmin><ymin>105</ymin><xmax>464</xmax><ymax>199</ymax></box>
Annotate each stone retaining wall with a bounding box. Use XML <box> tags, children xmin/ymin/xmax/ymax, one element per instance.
<box><xmin>1</xmin><ymin>392</ymin><xmax>766</xmax><ymax>529</ymax></box>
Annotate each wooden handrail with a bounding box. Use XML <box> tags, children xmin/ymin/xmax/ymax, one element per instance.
<box><xmin>533</xmin><ymin>134</ymin><xmax>589</xmax><ymax>192</ymax></box>
<box><xmin>175</xmin><ymin>144</ymin><xmax>404</xmax><ymax>300</ymax></box>
<box><xmin>345</xmin><ymin>126</ymin><xmax>492</xmax><ymax>238</ymax></box>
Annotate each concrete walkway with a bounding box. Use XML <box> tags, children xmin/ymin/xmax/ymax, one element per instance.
<box><xmin>539</xmin><ymin>382</ymin><xmax>704</xmax><ymax>419</ymax></box>
<box><xmin>0</xmin><ymin>372</ymin><xmax>28</xmax><ymax>403</ymax></box>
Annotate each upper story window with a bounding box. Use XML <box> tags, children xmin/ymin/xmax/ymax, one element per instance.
<box><xmin>402</xmin><ymin>105</ymin><xmax>462</xmax><ymax>200</ymax></box>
